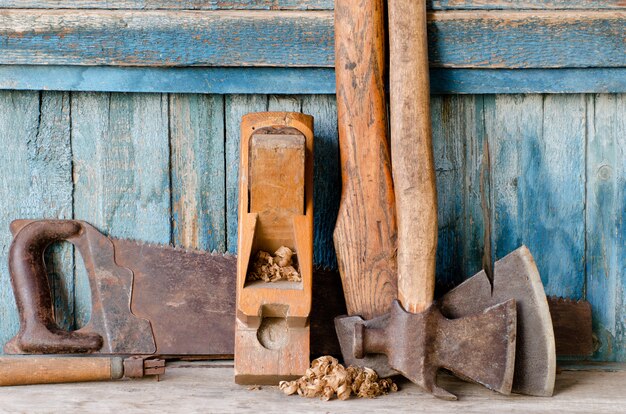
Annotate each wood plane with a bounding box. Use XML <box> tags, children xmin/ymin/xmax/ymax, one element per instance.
<box><xmin>235</xmin><ymin>112</ymin><xmax>314</xmax><ymax>385</ymax></box>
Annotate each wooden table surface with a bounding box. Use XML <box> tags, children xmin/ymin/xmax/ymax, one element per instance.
<box><xmin>0</xmin><ymin>361</ymin><xmax>624</xmax><ymax>413</ymax></box>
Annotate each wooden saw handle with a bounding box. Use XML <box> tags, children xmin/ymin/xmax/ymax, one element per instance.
<box><xmin>0</xmin><ymin>357</ymin><xmax>123</xmax><ymax>386</ymax></box>
<box><xmin>389</xmin><ymin>0</ymin><xmax>438</xmax><ymax>313</ymax></box>
<box><xmin>334</xmin><ymin>0</ymin><xmax>398</xmax><ymax>320</ymax></box>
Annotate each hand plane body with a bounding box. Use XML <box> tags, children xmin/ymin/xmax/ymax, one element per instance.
<box><xmin>235</xmin><ymin>112</ymin><xmax>314</xmax><ymax>385</ymax></box>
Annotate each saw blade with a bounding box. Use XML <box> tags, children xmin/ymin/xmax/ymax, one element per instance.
<box><xmin>547</xmin><ymin>296</ymin><xmax>594</xmax><ymax>357</ymax></box>
<box><xmin>112</xmin><ymin>238</ymin><xmax>237</xmax><ymax>356</ymax></box>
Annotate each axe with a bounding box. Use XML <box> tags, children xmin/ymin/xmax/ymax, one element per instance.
<box><xmin>335</xmin><ymin>0</ymin><xmax>556</xmax><ymax>399</ymax></box>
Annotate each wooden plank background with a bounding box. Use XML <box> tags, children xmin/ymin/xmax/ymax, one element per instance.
<box><xmin>0</xmin><ymin>10</ymin><xmax>624</xmax><ymax>68</ymax></box>
<box><xmin>0</xmin><ymin>92</ymin><xmax>623</xmax><ymax>361</ymax></box>
<box><xmin>1</xmin><ymin>0</ymin><xmax>625</xmax><ymax>9</ymax></box>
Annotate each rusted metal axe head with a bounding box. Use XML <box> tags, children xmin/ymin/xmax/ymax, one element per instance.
<box><xmin>336</xmin><ymin>299</ymin><xmax>516</xmax><ymax>401</ymax></box>
<box><xmin>335</xmin><ymin>246</ymin><xmax>556</xmax><ymax>398</ymax></box>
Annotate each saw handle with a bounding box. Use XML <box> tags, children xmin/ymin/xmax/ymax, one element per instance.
<box><xmin>389</xmin><ymin>0</ymin><xmax>437</xmax><ymax>313</ymax></box>
<box><xmin>5</xmin><ymin>220</ymin><xmax>103</xmax><ymax>354</ymax></box>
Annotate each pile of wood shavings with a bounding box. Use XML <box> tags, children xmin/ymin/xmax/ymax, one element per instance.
<box><xmin>248</xmin><ymin>246</ymin><xmax>301</xmax><ymax>282</ymax></box>
<box><xmin>279</xmin><ymin>356</ymin><xmax>398</xmax><ymax>401</ymax></box>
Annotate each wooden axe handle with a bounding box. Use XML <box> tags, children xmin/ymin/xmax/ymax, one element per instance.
<box><xmin>389</xmin><ymin>0</ymin><xmax>438</xmax><ymax>313</ymax></box>
<box><xmin>334</xmin><ymin>0</ymin><xmax>398</xmax><ymax>320</ymax></box>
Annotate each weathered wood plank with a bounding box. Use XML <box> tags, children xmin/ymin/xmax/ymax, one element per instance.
<box><xmin>0</xmin><ymin>91</ymin><xmax>72</xmax><ymax>347</ymax></box>
<box><xmin>37</xmin><ymin>93</ymin><xmax>74</xmax><ymax>332</ymax></box>
<box><xmin>0</xmin><ymin>10</ymin><xmax>335</xmax><ymax>67</ymax></box>
<box><xmin>0</xmin><ymin>0</ymin><xmax>333</xmax><ymax>10</ymax></box>
<box><xmin>430</xmin><ymin>1</ymin><xmax>626</xmax><ymax>10</ymax></box>
<box><xmin>267</xmin><ymin>95</ymin><xmax>302</xmax><ymax>112</ymax></box>
<box><xmin>0</xmin><ymin>67</ymin><xmax>338</xmax><ymax>95</ymax></box>
<box><xmin>224</xmin><ymin>95</ymin><xmax>267</xmax><ymax>253</ymax></box>
<box><xmin>170</xmin><ymin>94</ymin><xmax>226</xmax><ymax>252</ymax></box>
<box><xmin>432</xmin><ymin>95</ymin><xmax>486</xmax><ymax>294</ymax></box>
<box><xmin>427</xmin><ymin>11</ymin><xmax>626</xmax><ymax>69</ymax></box>
<box><xmin>0</xmin><ymin>364</ymin><xmax>625</xmax><ymax>412</ymax></box>
<box><xmin>0</xmin><ymin>10</ymin><xmax>624</xmax><ymax>69</ymax></box>
<box><xmin>2</xmin><ymin>0</ymin><xmax>624</xmax><ymax>10</ymax></box>
<box><xmin>486</xmin><ymin>95</ymin><xmax>586</xmax><ymax>299</ymax></box>
<box><xmin>3</xmin><ymin>66</ymin><xmax>626</xmax><ymax>95</ymax></box>
<box><xmin>586</xmin><ymin>94</ymin><xmax>626</xmax><ymax>362</ymax></box>
<box><xmin>430</xmin><ymin>69</ymin><xmax>626</xmax><ymax>95</ymax></box>
<box><xmin>301</xmin><ymin>95</ymin><xmax>339</xmax><ymax>270</ymax></box>
<box><xmin>71</xmin><ymin>92</ymin><xmax>171</xmax><ymax>327</ymax></box>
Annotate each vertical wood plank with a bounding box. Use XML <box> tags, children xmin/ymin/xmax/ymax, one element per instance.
<box><xmin>487</xmin><ymin>94</ymin><xmax>586</xmax><ymax>299</ymax></box>
<box><xmin>71</xmin><ymin>92</ymin><xmax>170</xmax><ymax>327</ymax></box>
<box><xmin>0</xmin><ymin>91</ymin><xmax>72</xmax><ymax>347</ymax></box>
<box><xmin>301</xmin><ymin>95</ymin><xmax>340</xmax><ymax>269</ymax></box>
<box><xmin>170</xmin><ymin>94</ymin><xmax>226</xmax><ymax>251</ymax></box>
<box><xmin>586</xmin><ymin>94</ymin><xmax>626</xmax><ymax>361</ymax></box>
<box><xmin>432</xmin><ymin>95</ymin><xmax>486</xmax><ymax>294</ymax></box>
<box><xmin>224</xmin><ymin>95</ymin><xmax>267</xmax><ymax>253</ymax></box>
<box><xmin>267</xmin><ymin>95</ymin><xmax>302</xmax><ymax>113</ymax></box>
<box><xmin>538</xmin><ymin>95</ymin><xmax>586</xmax><ymax>298</ymax></box>
<box><xmin>38</xmin><ymin>92</ymin><xmax>74</xmax><ymax>331</ymax></box>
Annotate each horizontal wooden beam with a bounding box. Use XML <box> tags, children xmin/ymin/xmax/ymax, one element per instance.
<box><xmin>1</xmin><ymin>1</ymin><xmax>624</xmax><ymax>10</ymax></box>
<box><xmin>0</xmin><ymin>1</ymin><xmax>333</xmax><ymax>10</ymax></box>
<box><xmin>0</xmin><ymin>10</ymin><xmax>623</xmax><ymax>69</ymax></box>
<box><xmin>430</xmin><ymin>1</ymin><xmax>626</xmax><ymax>10</ymax></box>
<box><xmin>1</xmin><ymin>66</ymin><xmax>625</xmax><ymax>94</ymax></box>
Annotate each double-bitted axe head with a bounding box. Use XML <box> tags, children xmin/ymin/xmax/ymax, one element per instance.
<box><xmin>335</xmin><ymin>246</ymin><xmax>556</xmax><ymax>399</ymax></box>
<box><xmin>335</xmin><ymin>299</ymin><xmax>517</xmax><ymax>400</ymax></box>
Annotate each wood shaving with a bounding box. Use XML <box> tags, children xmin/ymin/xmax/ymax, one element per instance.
<box><xmin>279</xmin><ymin>356</ymin><xmax>398</xmax><ymax>401</ymax></box>
<box><xmin>248</xmin><ymin>247</ymin><xmax>301</xmax><ymax>282</ymax></box>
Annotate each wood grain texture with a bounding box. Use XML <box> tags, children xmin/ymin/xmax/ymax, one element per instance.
<box><xmin>0</xmin><ymin>10</ymin><xmax>334</xmax><ymax>67</ymax></box>
<box><xmin>431</xmin><ymin>95</ymin><xmax>486</xmax><ymax>295</ymax></box>
<box><xmin>389</xmin><ymin>0</ymin><xmax>437</xmax><ymax>313</ymax></box>
<box><xmin>0</xmin><ymin>0</ymin><xmax>333</xmax><ymax>9</ymax></box>
<box><xmin>5</xmin><ymin>66</ymin><xmax>626</xmax><ymax>95</ymax></box>
<box><xmin>333</xmin><ymin>0</ymin><xmax>397</xmax><ymax>320</ymax></box>
<box><xmin>0</xmin><ymin>66</ymin><xmax>338</xmax><ymax>95</ymax></box>
<box><xmin>301</xmin><ymin>95</ymin><xmax>340</xmax><ymax>270</ymax></box>
<box><xmin>2</xmin><ymin>1</ymin><xmax>624</xmax><ymax>10</ymax></box>
<box><xmin>170</xmin><ymin>94</ymin><xmax>226</xmax><ymax>251</ymax></box>
<box><xmin>0</xmin><ymin>10</ymin><xmax>624</xmax><ymax>69</ymax></box>
<box><xmin>486</xmin><ymin>95</ymin><xmax>586</xmax><ymax>299</ymax></box>
<box><xmin>427</xmin><ymin>11</ymin><xmax>626</xmax><ymax>69</ymax></box>
<box><xmin>430</xmin><ymin>69</ymin><xmax>626</xmax><ymax>95</ymax></box>
<box><xmin>0</xmin><ymin>356</ymin><xmax>114</xmax><ymax>386</ymax></box>
<box><xmin>1</xmin><ymin>363</ymin><xmax>626</xmax><ymax>412</ymax></box>
<box><xmin>0</xmin><ymin>91</ymin><xmax>72</xmax><ymax>347</ymax></box>
<box><xmin>430</xmin><ymin>1</ymin><xmax>626</xmax><ymax>10</ymax></box>
<box><xmin>235</xmin><ymin>112</ymin><xmax>314</xmax><ymax>383</ymax></box>
<box><xmin>586</xmin><ymin>94</ymin><xmax>626</xmax><ymax>362</ymax></box>
<box><xmin>225</xmin><ymin>95</ymin><xmax>267</xmax><ymax>253</ymax></box>
<box><xmin>71</xmin><ymin>92</ymin><xmax>171</xmax><ymax>327</ymax></box>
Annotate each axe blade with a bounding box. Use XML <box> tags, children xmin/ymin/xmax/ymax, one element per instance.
<box><xmin>440</xmin><ymin>245</ymin><xmax>556</xmax><ymax>397</ymax></box>
<box><xmin>335</xmin><ymin>300</ymin><xmax>516</xmax><ymax>400</ymax></box>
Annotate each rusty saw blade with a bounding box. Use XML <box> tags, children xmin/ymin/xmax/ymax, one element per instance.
<box><xmin>114</xmin><ymin>238</ymin><xmax>236</xmax><ymax>356</ymax></box>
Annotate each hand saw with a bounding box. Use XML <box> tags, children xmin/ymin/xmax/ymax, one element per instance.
<box><xmin>5</xmin><ymin>219</ymin><xmax>236</xmax><ymax>356</ymax></box>
<box><xmin>4</xmin><ymin>219</ymin><xmax>593</xmax><ymax>358</ymax></box>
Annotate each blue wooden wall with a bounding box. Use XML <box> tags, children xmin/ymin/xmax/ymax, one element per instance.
<box><xmin>0</xmin><ymin>1</ymin><xmax>624</xmax><ymax>361</ymax></box>
<box><xmin>0</xmin><ymin>92</ymin><xmax>623</xmax><ymax>361</ymax></box>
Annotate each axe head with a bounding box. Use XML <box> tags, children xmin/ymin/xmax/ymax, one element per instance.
<box><xmin>335</xmin><ymin>246</ymin><xmax>555</xmax><ymax>397</ymax></box>
<box><xmin>335</xmin><ymin>300</ymin><xmax>517</xmax><ymax>400</ymax></box>
<box><xmin>440</xmin><ymin>246</ymin><xmax>556</xmax><ymax>396</ymax></box>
